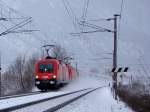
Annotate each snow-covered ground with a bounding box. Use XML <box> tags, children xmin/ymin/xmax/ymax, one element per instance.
<box><xmin>56</xmin><ymin>71</ymin><xmax>134</xmax><ymax>112</ymax></box>
<box><xmin>13</xmin><ymin>89</ymin><xmax>93</xmax><ymax>112</ymax></box>
<box><xmin>57</xmin><ymin>87</ymin><xmax>134</xmax><ymax>112</ymax></box>
<box><xmin>0</xmin><ymin>91</ymin><xmax>64</xmax><ymax>110</ymax></box>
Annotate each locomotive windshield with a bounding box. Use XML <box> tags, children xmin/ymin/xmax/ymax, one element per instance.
<box><xmin>39</xmin><ymin>64</ymin><xmax>53</xmax><ymax>73</ymax></box>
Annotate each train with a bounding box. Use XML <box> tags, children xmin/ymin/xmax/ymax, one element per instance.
<box><xmin>34</xmin><ymin>56</ymin><xmax>77</xmax><ymax>90</ymax></box>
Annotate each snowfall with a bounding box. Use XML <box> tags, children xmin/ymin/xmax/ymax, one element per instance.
<box><xmin>0</xmin><ymin>0</ymin><xmax>149</xmax><ymax>111</ymax></box>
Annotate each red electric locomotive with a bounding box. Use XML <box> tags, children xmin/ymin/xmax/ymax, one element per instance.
<box><xmin>34</xmin><ymin>45</ymin><xmax>77</xmax><ymax>90</ymax></box>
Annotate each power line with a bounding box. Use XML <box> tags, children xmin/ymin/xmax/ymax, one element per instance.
<box><xmin>62</xmin><ymin>0</ymin><xmax>78</xmax><ymax>31</ymax></box>
<box><xmin>70</xmin><ymin>29</ymin><xmax>112</xmax><ymax>36</ymax></box>
<box><xmin>6</xmin><ymin>17</ymin><xmax>48</xmax><ymax>46</ymax></box>
<box><xmin>118</xmin><ymin>0</ymin><xmax>124</xmax><ymax>39</ymax></box>
<box><xmin>79</xmin><ymin>21</ymin><xmax>113</xmax><ymax>32</ymax></box>
<box><xmin>8</xmin><ymin>17</ymin><xmax>48</xmax><ymax>44</ymax></box>
<box><xmin>79</xmin><ymin>0</ymin><xmax>90</xmax><ymax>33</ymax></box>
<box><xmin>120</xmin><ymin>0</ymin><xmax>124</xmax><ymax>18</ymax></box>
<box><xmin>0</xmin><ymin>17</ymin><xmax>32</xmax><ymax>36</ymax></box>
<box><xmin>0</xmin><ymin>1</ymin><xmax>38</xmax><ymax>36</ymax></box>
<box><xmin>82</xmin><ymin>0</ymin><xmax>90</xmax><ymax>22</ymax></box>
<box><xmin>62</xmin><ymin>0</ymin><xmax>73</xmax><ymax>22</ymax></box>
<box><xmin>86</xmin><ymin>18</ymin><xmax>112</xmax><ymax>22</ymax></box>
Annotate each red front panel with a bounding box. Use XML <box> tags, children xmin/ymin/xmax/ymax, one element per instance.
<box><xmin>34</xmin><ymin>59</ymin><xmax>59</xmax><ymax>80</ymax></box>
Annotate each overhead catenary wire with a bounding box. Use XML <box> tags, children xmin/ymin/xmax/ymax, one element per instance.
<box><xmin>78</xmin><ymin>22</ymin><xmax>102</xmax><ymax>30</ymax></box>
<box><xmin>0</xmin><ymin>1</ymin><xmax>38</xmax><ymax>36</ymax></box>
<box><xmin>82</xmin><ymin>0</ymin><xmax>89</xmax><ymax>21</ymax></box>
<box><xmin>119</xmin><ymin>0</ymin><xmax>124</xmax><ymax>18</ymax></box>
<box><xmin>81</xmin><ymin>0</ymin><xmax>90</xmax><ymax>28</ymax></box>
<box><xmin>0</xmin><ymin>17</ymin><xmax>32</xmax><ymax>36</ymax></box>
<box><xmin>6</xmin><ymin>24</ymin><xmax>49</xmax><ymax>50</ymax></box>
<box><xmin>62</xmin><ymin>0</ymin><xmax>78</xmax><ymax>31</ymax></box>
<box><xmin>0</xmin><ymin>5</ymin><xmax>31</xmax><ymax>36</ymax></box>
<box><xmin>118</xmin><ymin>0</ymin><xmax>124</xmax><ymax>40</ymax></box>
<box><xmin>0</xmin><ymin>1</ymin><xmax>46</xmax><ymax>53</ymax></box>
<box><xmin>70</xmin><ymin>29</ymin><xmax>113</xmax><ymax>36</ymax></box>
<box><xmin>86</xmin><ymin>17</ymin><xmax>113</xmax><ymax>22</ymax></box>
<box><xmin>2</xmin><ymin>20</ymin><xmax>47</xmax><ymax>50</ymax></box>
<box><xmin>7</xmin><ymin>18</ymin><xmax>37</xmax><ymax>34</ymax></box>
<box><xmin>79</xmin><ymin>21</ymin><xmax>113</xmax><ymax>31</ymax></box>
<box><xmin>6</xmin><ymin>15</ymin><xmax>46</xmax><ymax>44</ymax></box>
<box><xmin>78</xmin><ymin>0</ymin><xmax>90</xmax><ymax>38</ymax></box>
<box><xmin>62</xmin><ymin>0</ymin><xmax>90</xmax><ymax>38</ymax></box>
<box><xmin>62</xmin><ymin>0</ymin><xmax>86</xmax><ymax>38</ymax></box>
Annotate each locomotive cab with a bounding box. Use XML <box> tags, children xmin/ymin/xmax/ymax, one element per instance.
<box><xmin>34</xmin><ymin>59</ymin><xmax>60</xmax><ymax>90</ymax></box>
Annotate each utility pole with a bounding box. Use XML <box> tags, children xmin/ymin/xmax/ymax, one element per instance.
<box><xmin>112</xmin><ymin>14</ymin><xmax>119</xmax><ymax>83</ymax></box>
<box><xmin>112</xmin><ymin>14</ymin><xmax>120</xmax><ymax>100</ymax></box>
<box><xmin>112</xmin><ymin>14</ymin><xmax>120</xmax><ymax>85</ymax></box>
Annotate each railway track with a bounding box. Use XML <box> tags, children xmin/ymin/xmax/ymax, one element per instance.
<box><xmin>0</xmin><ymin>85</ymin><xmax>107</xmax><ymax>112</ymax></box>
<box><xmin>0</xmin><ymin>91</ymin><xmax>42</xmax><ymax>100</ymax></box>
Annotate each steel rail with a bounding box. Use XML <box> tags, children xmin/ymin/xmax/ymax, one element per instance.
<box><xmin>0</xmin><ymin>88</ymin><xmax>92</xmax><ymax>112</ymax></box>
<box><xmin>0</xmin><ymin>91</ymin><xmax>42</xmax><ymax>100</ymax></box>
<box><xmin>44</xmin><ymin>86</ymin><xmax>107</xmax><ymax>112</ymax></box>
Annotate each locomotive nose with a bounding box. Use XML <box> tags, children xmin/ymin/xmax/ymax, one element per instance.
<box><xmin>48</xmin><ymin>73</ymin><xmax>56</xmax><ymax>79</ymax></box>
<box><xmin>41</xmin><ymin>73</ymin><xmax>56</xmax><ymax>79</ymax></box>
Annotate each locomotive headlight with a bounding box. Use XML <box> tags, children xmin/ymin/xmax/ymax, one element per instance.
<box><xmin>35</xmin><ymin>75</ymin><xmax>39</xmax><ymax>79</ymax></box>
<box><xmin>53</xmin><ymin>75</ymin><xmax>56</xmax><ymax>79</ymax></box>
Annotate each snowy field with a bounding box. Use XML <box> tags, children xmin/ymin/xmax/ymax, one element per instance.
<box><xmin>57</xmin><ymin>87</ymin><xmax>134</xmax><ymax>112</ymax></box>
<box><xmin>56</xmin><ymin>71</ymin><xmax>134</xmax><ymax>112</ymax></box>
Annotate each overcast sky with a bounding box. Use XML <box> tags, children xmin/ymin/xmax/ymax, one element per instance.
<box><xmin>0</xmin><ymin>0</ymin><xmax>149</xmax><ymax>73</ymax></box>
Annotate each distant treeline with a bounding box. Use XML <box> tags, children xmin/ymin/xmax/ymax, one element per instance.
<box><xmin>2</xmin><ymin>55</ymin><xmax>37</xmax><ymax>96</ymax></box>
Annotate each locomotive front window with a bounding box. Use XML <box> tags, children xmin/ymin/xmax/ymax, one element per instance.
<box><xmin>39</xmin><ymin>64</ymin><xmax>53</xmax><ymax>73</ymax></box>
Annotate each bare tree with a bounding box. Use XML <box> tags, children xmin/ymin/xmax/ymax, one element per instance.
<box><xmin>2</xmin><ymin>54</ymin><xmax>38</xmax><ymax>95</ymax></box>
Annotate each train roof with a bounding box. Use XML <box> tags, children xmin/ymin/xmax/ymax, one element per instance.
<box><xmin>36</xmin><ymin>58</ymin><xmax>60</xmax><ymax>64</ymax></box>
